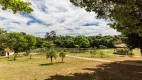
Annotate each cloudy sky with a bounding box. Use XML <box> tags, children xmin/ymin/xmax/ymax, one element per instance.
<box><xmin>0</xmin><ymin>0</ymin><xmax>120</xmax><ymax>37</ymax></box>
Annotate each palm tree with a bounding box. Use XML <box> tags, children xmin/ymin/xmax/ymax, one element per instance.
<box><xmin>46</xmin><ymin>50</ymin><xmax>57</xmax><ymax>63</ymax></box>
<box><xmin>59</xmin><ymin>51</ymin><xmax>66</xmax><ymax>62</ymax></box>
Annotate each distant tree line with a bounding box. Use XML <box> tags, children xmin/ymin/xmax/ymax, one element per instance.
<box><xmin>0</xmin><ymin>29</ymin><xmax>126</xmax><ymax>53</ymax></box>
<box><xmin>45</xmin><ymin>31</ymin><xmax>127</xmax><ymax>49</ymax></box>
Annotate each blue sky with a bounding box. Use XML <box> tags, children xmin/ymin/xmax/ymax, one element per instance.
<box><xmin>0</xmin><ymin>0</ymin><xmax>120</xmax><ymax>37</ymax></box>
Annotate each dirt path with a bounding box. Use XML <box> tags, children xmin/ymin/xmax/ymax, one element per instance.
<box><xmin>67</xmin><ymin>55</ymin><xmax>142</xmax><ymax>66</ymax></box>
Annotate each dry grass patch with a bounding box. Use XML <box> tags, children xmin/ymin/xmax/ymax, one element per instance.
<box><xmin>0</xmin><ymin>54</ymin><xmax>142</xmax><ymax>80</ymax></box>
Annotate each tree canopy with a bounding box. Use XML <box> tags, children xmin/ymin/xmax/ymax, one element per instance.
<box><xmin>0</xmin><ymin>0</ymin><xmax>33</xmax><ymax>13</ymax></box>
<box><xmin>70</xmin><ymin>0</ymin><xmax>142</xmax><ymax>53</ymax></box>
<box><xmin>70</xmin><ymin>0</ymin><xmax>142</xmax><ymax>35</ymax></box>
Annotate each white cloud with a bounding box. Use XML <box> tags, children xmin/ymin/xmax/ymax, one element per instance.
<box><xmin>0</xmin><ymin>0</ymin><xmax>120</xmax><ymax>37</ymax></box>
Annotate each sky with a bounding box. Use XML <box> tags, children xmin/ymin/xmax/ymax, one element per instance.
<box><xmin>0</xmin><ymin>0</ymin><xmax>120</xmax><ymax>37</ymax></box>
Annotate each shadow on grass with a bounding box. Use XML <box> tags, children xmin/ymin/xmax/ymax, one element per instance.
<box><xmin>45</xmin><ymin>60</ymin><xmax>142</xmax><ymax>80</ymax></box>
<box><xmin>39</xmin><ymin>62</ymin><xmax>65</xmax><ymax>66</ymax></box>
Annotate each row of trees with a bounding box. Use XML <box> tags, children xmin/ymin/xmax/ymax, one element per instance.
<box><xmin>0</xmin><ymin>0</ymin><xmax>142</xmax><ymax>54</ymax></box>
<box><xmin>0</xmin><ymin>29</ymin><xmax>125</xmax><ymax>53</ymax></box>
<box><xmin>45</xmin><ymin>31</ymin><xmax>126</xmax><ymax>49</ymax></box>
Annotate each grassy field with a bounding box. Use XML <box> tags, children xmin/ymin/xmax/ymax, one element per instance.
<box><xmin>69</xmin><ymin>48</ymin><xmax>142</xmax><ymax>59</ymax></box>
<box><xmin>0</xmin><ymin>49</ymin><xmax>142</xmax><ymax>80</ymax></box>
<box><xmin>0</xmin><ymin>54</ymin><xmax>102</xmax><ymax>80</ymax></box>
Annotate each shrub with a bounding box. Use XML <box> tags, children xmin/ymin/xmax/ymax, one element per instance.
<box><xmin>119</xmin><ymin>49</ymin><xmax>124</xmax><ymax>55</ymax></box>
<box><xmin>99</xmin><ymin>51</ymin><xmax>106</xmax><ymax>58</ymax></box>
<box><xmin>118</xmin><ymin>48</ymin><xmax>128</xmax><ymax>55</ymax></box>
<box><xmin>128</xmin><ymin>52</ymin><xmax>134</xmax><ymax>57</ymax></box>
<box><xmin>12</xmin><ymin>53</ymin><xmax>18</xmax><ymax>61</ymax></box>
<box><xmin>24</xmin><ymin>50</ymin><xmax>30</xmax><ymax>56</ymax></box>
<box><xmin>90</xmin><ymin>50</ymin><xmax>97</xmax><ymax>57</ymax></box>
<box><xmin>99</xmin><ymin>45</ymin><xmax>107</xmax><ymax>49</ymax></box>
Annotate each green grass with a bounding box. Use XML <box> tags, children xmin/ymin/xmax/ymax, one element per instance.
<box><xmin>0</xmin><ymin>54</ymin><xmax>102</xmax><ymax>80</ymax></box>
<box><xmin>133</xmin><ymin>48</ymin><xmax>141</xmax><ymax>56</ymax></box>
<box><xmin>0</xmin><ymin>53</ymin><xmax>142</xmax><ymax>80</ymax></box>
<box><xmin>68</xmin><ymin>48</ymin><xmax>142</xmax><ymax>61</ymax></box>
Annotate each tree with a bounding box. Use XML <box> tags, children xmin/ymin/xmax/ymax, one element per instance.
<box><xmin>0</xmin><ymin>0</ymin><xmax>33</xmax><ymax>13</ymax></box>
<box><xmin>46</xmin><ymin>50</ymin><xmax>57</xmax><ymax>63</ymax></box>
<box><xmin>6</xmin><ymin>32</ymin><xmax>28</xmax><ymax>53</ymax></box>
<box><xmin>59</xmin><ymin>51</ymin><xmax>66</xmax><ymax>62</ymax></box>
<box><xmin>70</xmin><ymin>0</ymin><xmax>142</xmax><ymax>54</ymax></box>
<box><xmin>64</xmin><ymin>36</ymin><xmax>75</xmax><ymax>48</ymax></box>
<box><xmin>45</xmin><ymin>31</ymin><xmax>56</xmax><ymax>41</ymax></box>
<box><xmin>25</xmin><ymin>35</ymin><xmax>37</xmax><ymax>50</ymax></box>
<box><xmin>126</xmin><ymin>34</ymin><xmax>142</xmax><ymax>55</ymax></box>
<box><xmin>42</xmin><ymin>41</ymin><xmax>55</xmax><ymax>49</ymax></box>
<box><xmin>74</xmin><ymin>36</ymin><xmax>90</xmax><ymax>48</ymax></box>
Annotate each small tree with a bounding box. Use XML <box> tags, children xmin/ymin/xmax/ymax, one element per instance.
<box><xmin>46</xmin><ymin>50</ymin><xmax>57</xmax><ymax>63</ymax></box>
<box><xmin>25</xmin><ymin>50</ymin><xmax>30</xmax><ymax>56</ymax></box>
<box><xmin>59</xmin><ymin>51</ymin><xmax>66</xmax><ymax>62</ymax></box>
<box><xmin>12</xmin><ymin>53</ymin><xmax>18</xmax><ymax>61</ymax></box>
<box><xmin>90</xmin><ymin>50</ymin><xmax>97</xmax><ymax>57</ymax></box>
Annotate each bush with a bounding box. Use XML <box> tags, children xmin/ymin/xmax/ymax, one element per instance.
<box><xmin>90</xmin><ymin>50</ymin><xmax>97</xmax><ymax>57</ymax></box>
<box><xmin>24</xmin><ymin>50</ymin><xmax>30</xmax><ymax>56</ymax></box>
<box><xmin>118</xmin><ymin>48</ymin><xmax>128</xmax><ymax>55</ymax></box>
<box><xmin>98</xmin><ymin>51</ymin><xmax>106</xmax><ymax>58</ymax></box>
<box><xmin>90</xmin><ymin>50</ymin><xmax>108</xmax><ymax>58</ymax></box>
<box><xmin>12</xmin><ymin>53</ymin><xmax>18</xmax><ymax>61</ymax></box>
<box><xmin>128</xmin><ymin>52</ymin><xmax>134</xmax><ymax>57</ymax></box>
<box><xmin>99</xmin><ymin>45</ymin><xmax>107</xmax><ymax>49</ymax></box>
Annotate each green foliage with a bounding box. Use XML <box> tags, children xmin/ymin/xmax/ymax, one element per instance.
<box><xmin>70</xmin><ymin>0</ymin><xmax>142</xmax><ymax>54</ymax></box>
<box><xmin>90</xmin><ymin>50</ymin><xmax>107</xmax><ymax>58</ymax></box>
<box><xmin>118</xmin><ymin>49</ymin><xmax>128</xmax><ymax>55</ymax></box>
<box><xmin>24</xmin><ymin>50</ymin><xmax>30</xmax><ymax>56</ymax></box>
<box><xmin>0</xmin><ymin>0</ymin><xmax>33</xmax><ymax>13</ymax></box>
<box><xmin>46</xmin><ymin>49</ymin><xmax>57</xmax><ymax>63</ymax></box>
<box><xmin>128</xmin><ymin>52</ymin><xmax>134</xmax><ymax>57</ymax></box>
<box><xmin>0</xmin><ymin>30</ymin><xmax>37</xmax><ymax>53</ymax></box>
<box><xmin>12</xmin><ymin>53</ymin><xmax>18</xmax><ymax>61</ymax></box>
<box><xmin>90</xmin><ymin>50</ymin><xmax>97</xmax><ymax>57</ymax></box>
<box><xmin>99</xmin><ymin>45</ymin><xmax>107</xmax><ymax>49</ymax></box>
<box><xmin>74</xmin><ymin>36</ymin><xmax>90</xmax><ymax>48</ymax></box>
<box><xmin>45</xmin><ymin>31</ymin><xmax>56</xmax><ymax>41</ymax></box>
<box><xmin>99</xmin><ymin>51</ymin><xmax>106</xmax><ymax>58</ymax></box>
<box><xmin>59</xmin><ymin>51</ymin><xmax>66</xmax><ymax>62</ymax></box>
<box><xmin>0</xmin><ymin>28</ymin><xmax>127</xmax><ymax>54</ymax></box>
<box><xmin>59</xmin><ymin>51</ymin><xmax>66</xmax><ymax>58</ymax></box>
<box><xmin>42</xmin><ymin>41</ymin><xmax>55</xmax><ymax>48</ymax></box>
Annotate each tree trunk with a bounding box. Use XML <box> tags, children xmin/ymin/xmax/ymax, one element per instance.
<box><xmin>50</xmin><ymin>57</ymin><xmax>53</xmax><ymax>63</ymax></box>
<box><xmin>62</xmin><ymin>57</ymin><xmax>64</xmax><ymax>62</ymax></box>
<box><xmin>7</xmin><ymin>52</ymin><xmax>9</xmax><ymax>60</ymax></box>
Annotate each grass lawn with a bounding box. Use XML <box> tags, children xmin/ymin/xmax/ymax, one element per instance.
<box><xmin>0</xmin><ymin>54</ymin><xmax>102</xmax><ymax>80</ymax></box>
<box><xmin>0</xmin><ymin>53</ymin><xmax>142</xmax><ymax>80</ymax></box>
<box><xmin>68</xmin><ymin>48</ymin><xmax>142</xmax><ymax>61</ymax></box>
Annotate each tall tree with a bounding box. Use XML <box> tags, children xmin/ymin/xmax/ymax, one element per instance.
<box><xmin>70</xmin><ymin>0</ymin><xmax>142</xmax><ymax>53</ymax></box>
